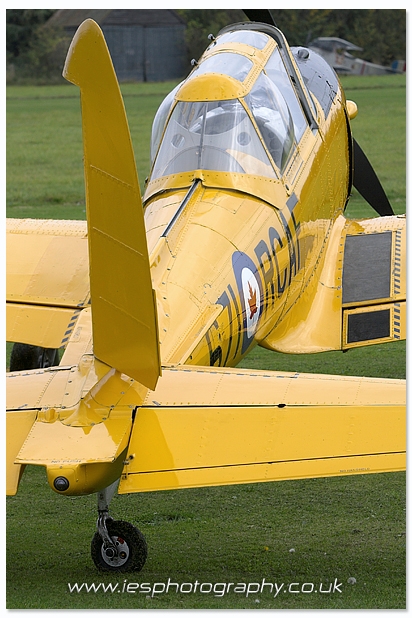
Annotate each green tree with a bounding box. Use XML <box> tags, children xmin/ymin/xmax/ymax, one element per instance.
<box><xmin>354</xmin><ymin>10</ymin><xmax>406</xmax><ymax>65</ymax></box>
<box><xmin>177</xmin><ymin>9</ymin><xmax>406</xmax><ymax>68</ymax></box>
<box><xmin>177</xmin><ymin>9</ymin><xmax>245</xmax><ymax>62</ymax></box>
<box><xmin>6</xmin><ymin>9</ymin><xmax>56</xmax><ymax>58</ymax></box>
<box><xmin>6</xmin><ymin>9</ymin><xmax>70</xmax><ymax>83</ymax></box>
<box><xmin>270</xmin><ymin>9</ymin><xmax>406</xmax><ymax>65</ymax></box>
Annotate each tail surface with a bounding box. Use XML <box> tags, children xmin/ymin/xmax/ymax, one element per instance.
<box><xmin>63</xmin><ymin>19</ymin><xmax>161</xmax><ymax>390</ymax></box>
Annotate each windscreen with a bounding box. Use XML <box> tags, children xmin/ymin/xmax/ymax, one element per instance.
<box><xmin>187</xmin><ymin>52</ymin><xmax>253</xmax><ymax>83</ymax></box>
<box><xmin>150</xmin><ymin>82</ymin><xmax>182</xmax><ymax>162</ymax></box>
<box><xmin>150</xmin><ymin>99</ymin><xmax>278</xmax><ymax>180</ymax></box>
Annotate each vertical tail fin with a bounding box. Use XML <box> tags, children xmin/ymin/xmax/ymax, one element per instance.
<box><xmin>63</xmin><ymin>19</ymin><xmax>161</xmax><ymax>390</ymax></box>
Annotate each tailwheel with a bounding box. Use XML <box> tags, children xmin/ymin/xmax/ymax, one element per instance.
<box><xmin>91</xmin><ymin>519</ymin><xmax>148</xmax><ymax>572</ymax></box>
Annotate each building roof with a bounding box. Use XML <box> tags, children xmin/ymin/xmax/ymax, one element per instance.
<box><xmin>46</xmin><ymin>9</ymin><xmax>186</xmax><ymax>29</ymax></box>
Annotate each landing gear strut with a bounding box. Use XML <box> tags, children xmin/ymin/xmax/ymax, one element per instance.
<box><xmin>90</xmin><ymin>480</ymin><xmax>148</xmax><ymax>572</ymax></box>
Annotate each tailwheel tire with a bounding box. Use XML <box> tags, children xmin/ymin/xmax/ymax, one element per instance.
<box><xmin>91</xmin><ymin>520</ymin><xmax>148</xmax><ymax>572</ymax></box>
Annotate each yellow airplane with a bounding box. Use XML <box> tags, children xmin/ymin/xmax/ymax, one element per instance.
<box><xmin>6</xmin><ymin>13</ymin><xmax>405</xmax><ymax>573</ymax></box>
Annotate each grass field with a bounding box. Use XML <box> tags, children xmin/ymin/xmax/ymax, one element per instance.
<box><xmin>6</xmin><ymin>72</ymin><xmax>406</xmax><ymax>609</ymax></box>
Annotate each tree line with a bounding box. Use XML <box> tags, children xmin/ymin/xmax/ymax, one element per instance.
<box><xmin>177</xmin><ymin>9</ymin><xmax>406</xmax><ymax>68</ymax></box>
<box><xmin>6</xmin><ymin>9</ymin><xmax>406</xmax><ymax>84</ymax></box>
<box><xmin>7</xmin><ymin>9</ymin><xmax>69</xmax><ymax>83</ymax></box>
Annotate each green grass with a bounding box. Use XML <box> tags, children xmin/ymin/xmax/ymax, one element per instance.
<box><xmin>6</xmin><ymin>73</ymin><xmax>406</xmax><ymax>609</ymax></box>
<box><xmin>239</xmin><ymin>340</ymin><xmax>405</xmax><ymax>380</ymax></box>
<box><xmin>339</xmin><ymin>73</ymin><xmax>406</xmax><ymax>219</ymax></box>
<box><xmin>7</xmin><ymin>467</ymin><xmax>406</xmax><ymax>609</ymax></box>
<box><xmin>6</xmin><ymin>81</ymin><xmax>180</xmax><ymax>219</ymax></box>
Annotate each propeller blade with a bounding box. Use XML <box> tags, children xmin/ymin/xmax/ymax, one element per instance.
<box><xmin>243</xmin><ymin>10</ymin><xmax>277</xmax><ymax>27</ymax></box>
<box><xmin>353</xmin><ymin>139</ymin><xmax>394</xmax><ymax>216</ymax></box>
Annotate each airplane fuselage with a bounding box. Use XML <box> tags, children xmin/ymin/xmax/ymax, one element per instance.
<box><xmin>143</xmin><ymin>50</ymin><xmax>351</xmax><ymax>368</ymax></box>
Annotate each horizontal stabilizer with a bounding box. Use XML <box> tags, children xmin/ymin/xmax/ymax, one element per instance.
<box><xmin>63</xmin><ymin>19</ymin><xmax>161</xmax><ymax>390</ymax></box>
<box><xmin>6</xmin><ymin>410</ymin><xmax>37</xmax><ymax>495</ymax></box>
<box><xmin>119</xmin><ymin>365</ymin><xmax>405</xmax><ymax>493</ymax></box>
<box><xmin>16</xmin><ymin>416</ymin><xmax>131</xmax><ymax>466</ymax></box>
<box><xmin>6</xmin><ymin>355</ymin><xmax>140</xmax><ymax>495</ymax></box>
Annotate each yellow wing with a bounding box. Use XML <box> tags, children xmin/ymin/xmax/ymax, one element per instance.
<box><xmin>259</xmin><ymin>214</ymin><xmax>406</xmax><ymax>353</ymax></box>
<box><xmin>6</xmin><ymin>218</ymin><xmax>89</xmax><ymax>349</ymax></box>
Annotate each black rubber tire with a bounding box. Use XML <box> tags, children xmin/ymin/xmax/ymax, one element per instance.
<box><xmin>9</xmin><ymin>343</ymin><xmax>59</xmax><ymax>371</ymax></box>
<box><xmin>91</xmin><ymin>520</ymin><xmax>148</xmax><ymax>573</ymax></box>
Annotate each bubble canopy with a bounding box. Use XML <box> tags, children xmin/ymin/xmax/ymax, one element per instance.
<box><xmin>149</xmin><ymin>28</ymin><xmax>311</xmax><ymax>184</ymax></box>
